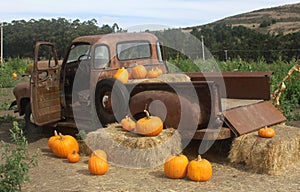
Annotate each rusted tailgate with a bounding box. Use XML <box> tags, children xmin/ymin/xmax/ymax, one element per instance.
<box><xmin>223</xmin><ymin>101</ymin><xmax>286</xmax><ymax>136</ymax></box>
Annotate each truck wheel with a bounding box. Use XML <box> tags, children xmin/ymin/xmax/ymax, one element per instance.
<box><xmin>24</xmin><ymin>103</ymin><xmax>34</xmax><ymax>131</ymax></box>
<box><xmin>94</xmin><ymin>78</ymin><xmax>129</xmax><ymax>127</ymax></box>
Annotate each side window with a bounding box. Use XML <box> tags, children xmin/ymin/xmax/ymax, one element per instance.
<box><xmin>66</xmin><ymin>44</ymin><xmax>91</xmax><ymax>63</ymax></box>
<box><xmin>94</xmin><ymin>45</ymin><xmax>110</xmax><ymax>69</ymax></box>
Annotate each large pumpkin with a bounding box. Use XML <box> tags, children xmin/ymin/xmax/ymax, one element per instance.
<box><xmin>258</xmin><ymin>126</ymin><xmax>275</xmax><ymax>138</ymax></box>
<box><xmin>121</xmin><ymin>116</ymin><xmax>136</xmax><ymax>131</ymax></box>
<box><xmin>164</xmin><ymin>154</ymin><xmax>189</xmax><ymax>179</ymax></box>
<box><xmin>131</xmin><ymin>65</ymin><xmax>147</xmax><ymax>79</ymax></box>
<box><xmin>135</xmin><ymin>110</ymin><xmax>163</xmax><ymax>136</ymax></box>
<box><xmin>113</xmin><ymin>67</ymin><xmax>129</xmax><ymax>83</ymax></box>
<box><xmin>48</xmin><ymin>130</ymin><xmax>59</xmax><ymax>150</ymax></box>
<box><xmin>51</xmin><ymin>133</ymin><xmax>79</xmax><ymax>158</ymax></box>
<box><xmin>187</xmin><ymin>155</ymin><xmax>212</xmax><ymax>182</ymax></box>
<box><xmin>88</xmin><ymin>154</ymin><xmax>109</xmax><ymax>175</ymax></box>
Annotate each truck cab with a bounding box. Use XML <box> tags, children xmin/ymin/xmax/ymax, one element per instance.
<box><xmin>12</xmin><ymin>32</ymin><xmax>167</xmax><ymax>129</ymax></box>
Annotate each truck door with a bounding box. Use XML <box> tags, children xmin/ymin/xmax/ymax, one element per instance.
<box><xmin>31</xmin><ymin>42</ymin><xmax>61</xmax><ymax>126</ymax></box>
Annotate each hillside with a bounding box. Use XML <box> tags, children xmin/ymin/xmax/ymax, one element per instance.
<box><xmin>194</xmin><ymin>3</ymin><xmax>300</xmax><ymax>35</ymax></box>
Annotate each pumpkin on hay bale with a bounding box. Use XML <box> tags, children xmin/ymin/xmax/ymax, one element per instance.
<box><xmin>229</xmin><ymin>124</ymin><xmax>300</xmax><ymax>175</ymax></box>
<box><xmin>85</xmin><ymin>123</ymin><xmax>183</xmax><ymax>168</ymax></box>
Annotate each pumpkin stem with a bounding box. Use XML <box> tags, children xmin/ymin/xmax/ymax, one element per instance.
<box><xmin>54</xmin><ymin>130</ymin><xmax>58</xmax><ymax>136</ymax></box>
<box><xmin>58</xmin><ymin>133</ymin><xmax>64</xmax><ymax>140</ymax></box>
<box><xmin>197</xmin><ymin>155</ymin><xmax>202</xmax><ymax>161</ymax></box>
<box><xmin>144</xmin><ymin>109</ymin><xmax>150</xmax><ymax>119</ymax></box>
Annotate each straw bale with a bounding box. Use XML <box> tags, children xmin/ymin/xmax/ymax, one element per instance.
<box><xmin>85</xmin><ymin>123</ymin><xmax>182</xmax><ymax>168</ymax></box>
<box><xmin>229</xmin><ymin>124</ymin><xmax>300</xmax><ymax>175</ymax></box>
<box><xmin>128</xmin><ymin>73</ymin><xmax>191</xmax><ymax>83</ymax></box>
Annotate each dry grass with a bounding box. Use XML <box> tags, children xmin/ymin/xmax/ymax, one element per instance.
<box><xmin>85</xmin><ymin>123</ymin><xmax>182</xmax><ymax>168</ymax></box>
<box><xmin>229</xmin><ymin>124</ymin><xmax>300</xmax><ymax>175</ymax></box>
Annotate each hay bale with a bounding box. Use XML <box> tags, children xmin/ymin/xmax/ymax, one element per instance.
<box><xmin>128</xmin><ymin>73</ymin><xmax>191</xmax><ymax>83</ymax></box>
<box><xmin>229</xmin><ymin>124</ymin><xmax>300</xmax><ymax>175</ymax></box>
<box><xmin>85</xmin><ymin>123</ymin><xmax>182</xmax><ymax>168</ymax></box>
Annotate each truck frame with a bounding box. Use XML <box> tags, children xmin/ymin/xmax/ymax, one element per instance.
<box><xmin>10</xmin><ymin>32</ymin><xmax>286</xmax><ymax>140</ymax></box>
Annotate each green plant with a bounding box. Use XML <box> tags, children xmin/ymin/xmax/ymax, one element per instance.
<box><xmin>75</xmin><ymin>130</ymin><xmax>87</xmax><ymax>145</ymax></box>
<box><xmin>0</xmin><ymin>121</ymin><xmax>39</xmax><ymax>191</ymax></box>
<box><xmin>0</xmin><ymin>99</ymin><xmax>11</xmax><ymax>110</ymax></box>
<box><xmin>0</xmin><ymin>115</ymin><xmax>17</xmax><ymax>123</ymax></box>
<box><xmin>0</xmin><ymin>58</ymin><xmax>31</xmax><ymax>88</ymax></box>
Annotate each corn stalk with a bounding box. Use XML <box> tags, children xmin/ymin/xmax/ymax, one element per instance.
<box><xmin>271</xmin><ymin>62</ymin><xmax>300</xmax><ymax>111</ymax></box>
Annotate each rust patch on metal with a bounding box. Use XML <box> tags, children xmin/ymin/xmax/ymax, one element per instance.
<box><xmin>186</xmin><ymin>72</ymin><xmax>273</xmax><ymax>100</ymax></box>
<box><xmin>223</xmin><ymin>101</ymin><xmax>286</xmax><ymax>136</ymax></box>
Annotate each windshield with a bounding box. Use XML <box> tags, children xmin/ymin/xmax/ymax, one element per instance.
<box><xmin>66</xmin><ymin>43</ymin><xmax>91</xmax><ymax>63</ymax></box>
<box><xmin>117</xmin><ymin>41</ymin><xmax>151</xmax><ymax>61</ymax></box>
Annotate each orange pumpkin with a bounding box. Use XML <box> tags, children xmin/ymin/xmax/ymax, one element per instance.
<box><xmin>12</xmin><ymin>72</ymin><xmax>18</xmax><ymax>78</ymax></box>
<box><xmin>88</xmin><ymin>154</ymin><xmax>109</xmax><ymax>175</ymax></box>
<box><xmin>51</xmin><ymin>133</ymin><xmax>79</xmax><ymax>158</ymax></box>
<box><xmin>187</xmin><ymin>155</ymin><xmax>212</xmax><ymax>182</ymax></box>
<box><xmin>91</xmin><ymin>149</ymin><xmax>107</xmax><ymax>161</ymax></box>
<box><xmin>48</xmin><ymin>130</ymin><xmax>59</xmax><ymax>150</ymax></box>
<box><xmin>258</xmin><ymin>126</ymin><xmax>275</xmax><ymax>138</ymax></box>
<box><xmin>135</xmin><ymin>110</ymin><xmax>163</xmax><ymax>136</ymax></box>
<box><xmin>131</xmin><ymin>65</ymin><xmax>147</xmax><ymax>79</ymax></box>
<box><xmin>164</xmin><ymin>154</ymin><xmax>189</xmax><ymax>179</ymax></box>
<box><xmin>147</xmin><ymin>68</ymin><xmax>159</xmax><ymax>78</ymax></box>
<box><xmin>113</xmin><ymin>67</ymin><xmax>129</xmax><ymax>83</ymax></box>
<box><xmin>67</xmin><ymin>150</ymin><xmax>80</xmax><ymax>163</ymax></box>
<box><xmin>121</xmin><ymin>116</ymin><xmax>136</xmax><ymax>131</ymax></box>
<box><xmin>154</xmin><ymin>67</ymin><xmax>163</xmax><ymax>76</ymax></box>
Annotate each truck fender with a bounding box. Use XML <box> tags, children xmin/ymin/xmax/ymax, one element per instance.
<box><xmin>129</xmin><ymin>90</ymin><xmax>206</xmax><ymax>130</ymax></box>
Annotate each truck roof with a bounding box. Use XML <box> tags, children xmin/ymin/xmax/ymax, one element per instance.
<box><xmin>72</xmin><ymin>32</ymin><xmax>159</xmax><ymax>45</ymax></box>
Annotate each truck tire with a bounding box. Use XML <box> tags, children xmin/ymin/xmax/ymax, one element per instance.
<box><xmin>24</xmin><ymin>103</ymin><xmax>34</xmax><ymax>131</ymax></box>
<box><xmin>94</xmin><ymin>78</ymin><xmax>129</xmax><ymax>127</ymax></box>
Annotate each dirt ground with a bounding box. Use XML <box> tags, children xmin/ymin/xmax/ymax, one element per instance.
<box><xmin>1</xmin><ymin>87</ymin><xmax>300</xmax><ymax>192</ymax></box>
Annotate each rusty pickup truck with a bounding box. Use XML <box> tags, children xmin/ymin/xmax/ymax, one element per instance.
<box><xmin>10</xmin><ymin>32</ymin><xmax>286</xmax><ymax>140</ymax></box>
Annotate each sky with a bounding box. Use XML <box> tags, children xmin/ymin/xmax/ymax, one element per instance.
<box><xmin>1</xmin><ymin>0</ymin><xmax>300</xmax><ymax>30</ymax></box>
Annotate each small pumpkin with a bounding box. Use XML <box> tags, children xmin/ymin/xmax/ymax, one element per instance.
<box><xmin>154</xmin><ymin>67</ymin><xmax>163</xmax><ymax>76</ymax></box>
<box><xmin>135</xmin><ymin>110</ymin><xmax>163</xmax><ymax>136</ymax></box>
<box><xmin>88</xmin><ymin>154</ymin><xmax>109</xmax><ymax>175</ymax></box>
<box><xmin>51</xmin><ymin>133</ymin><xmax>79</xmax><ymax>158</ymax></box>
<box><xmin>131</xmin><ymin>65</ymin><xmax>147</xmax><ymax>79</ymax></box>
<box><xmin>91</xmin><ymin>149</ymin><xmax>107</xmax><ymax>161</ymax></box>
<box><xmin>187</xmin><ymin>155</ymin><xmax>212</xmax><ymax>182</ymax></box>
<box><xmin>67</xmin><ymin>150</ymin><xmax>80</xmax><ymax>163</ymax></box>
<box><xmin>12</xmin><ymin>72</ymin><xmax>18</xmax><ymax>78</ymax></box>
<box><xmin>48</xmin><ymin>130</ymin><xmax>59</xmax><ymax>150</ymax></box>
<box><xmin>121</xmin><ymin>116</ymin><xmax>136</xmax><ymax>131</ymax></box>
<box><xmin>147</xmin><ymin>68</ymin><xmax>159</xmax><ymax>78</ymax></box>
<box><xmin>113</xmin><ymin>67</ymin><xmax>129</xmax><ymax>83</ymax></box>
<box><xmin>258</xmin><ymin>126</ymin><xmax>275</xmax><ymax>138</ymax></box>
<box><xmin>164</xmin><ymin>154</ymin><xmax>189</xmax><ymax>179</ymax></box>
